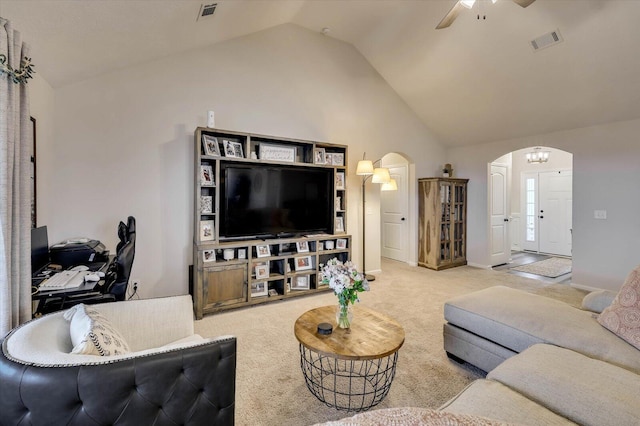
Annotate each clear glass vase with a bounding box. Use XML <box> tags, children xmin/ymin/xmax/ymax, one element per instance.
<box><xmin>336</xmin><ymin>303</ymin><xmax>353</xmax><ymax>329</ymax></box>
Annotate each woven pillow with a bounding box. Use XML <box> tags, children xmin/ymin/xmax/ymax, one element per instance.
<box><xmin>63</xmin><ymin>304</ymin><xmax>130</xmax><ymax>356</ymax></box>
<box><xmin>598</xmin><ymin>265</ymin><xmax>640</xmax><ymax>350</ymax></box>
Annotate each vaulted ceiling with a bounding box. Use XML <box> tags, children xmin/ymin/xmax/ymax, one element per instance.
<box><xmin>3</xmin><ymin>0</ymin><xmax>640</xmax><ymax>146</ymax></box>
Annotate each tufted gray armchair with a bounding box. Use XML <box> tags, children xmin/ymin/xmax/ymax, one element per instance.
<box><xmin>0</xmin><ymin>295</ymin><xmax>235</xmax><ymax>425</ymax></box>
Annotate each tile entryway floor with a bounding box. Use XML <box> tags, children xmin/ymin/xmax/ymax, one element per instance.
<box><xmin>493</xmin><ymin>251</ymin><xmax>572</xmax><ymax>284</ymax></box>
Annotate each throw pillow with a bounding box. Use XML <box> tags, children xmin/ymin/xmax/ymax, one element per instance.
<box><xmin>582</xmin><ymin>289</ymin><xmax>618</xmax><ymax>313</ymax></box>
<box><xmin>63</xmin><ymin>304</ymin><xmax>131</xmax><ymax>356</ymax></box>
<box><xmin>598</xmin><ymin>265</ymin><xmax>640</xmax><ymax>350</ymax></box>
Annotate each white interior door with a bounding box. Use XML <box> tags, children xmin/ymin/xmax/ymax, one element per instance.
<box><xmin>490</xmin><ymin>164</ymin><xmax>510</xmax><ymax>266</ymax></box>
<box><xmin>381</xmin><ymin>164</ymin><xmax>409</xmax><ymax>262</ymax></box>
<box><xmin>539</xmin><ymin>170</ymin><xmax>572</xmax><ymax>256</ymax></box>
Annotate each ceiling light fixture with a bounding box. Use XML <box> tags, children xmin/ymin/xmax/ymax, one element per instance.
<box><xmin>526</xmin><ymin>147</ymin><xmax>550</xmax><ymax>164</ymax></box>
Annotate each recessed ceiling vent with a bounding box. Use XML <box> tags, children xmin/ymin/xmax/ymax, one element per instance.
<box><xmin>197</xmin><ymin>3</ymin><xmax>217</xmax><ymax>21</ymax></box>
<box><xmin>530</xmin><ymin>30</ymin><xmax>563</xmax><ymax>51</ymax></box>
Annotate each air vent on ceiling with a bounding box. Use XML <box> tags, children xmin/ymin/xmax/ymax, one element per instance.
<box><xmin>197</xmin><ymin>3</ymin><xmax>217</xmax><ymax>21</ymax></box>
<box><xmin>530</xmin><ymin>30</ymin><xmax>563</xmax><ymax>51</ymax></box>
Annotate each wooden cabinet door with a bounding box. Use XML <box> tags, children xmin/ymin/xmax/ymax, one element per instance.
<box><xmin>203</xmin><ymin>263</ymin><xmax>247</xmax><ymax>312</ymax></box>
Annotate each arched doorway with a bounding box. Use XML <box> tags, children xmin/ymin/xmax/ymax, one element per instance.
<box><xmin>489</xmin><ymin>147</ymin><xmax>574</xmax><ymax>267</ymax></box>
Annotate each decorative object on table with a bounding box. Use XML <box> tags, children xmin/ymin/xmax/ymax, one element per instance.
<box><xmin>356</xmin><ymin>154</ymin><xmax>396</xmax><ymax>281</ymax></box>
<box><xmin>321</xmin><ymin>258</ymin><xmax>369</xmax><ymax>329</ymax></box>
<box><xmin>317</xmin><ymin>322</ymin><xmax>333</xmax><ymax>335</ymax></box>
<box><xmin>200</xmin><ymin>165</ymin><xmax>215</xmax><ymax>186</ymax></box>
<box><xmin>443</xmin><ymin>163</ymin><xmax>453</xmax><ymax>177</ymax></box>
<box><xmin>202</xmin><ymin>135</ymin><xmax>220</xmax><ymax>156</ymax></box>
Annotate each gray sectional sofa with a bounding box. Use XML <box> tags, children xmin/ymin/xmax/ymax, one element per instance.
<box><xmin>440</xmin><ymin>285</ymin><xmax>640</xmax><ymax>425</ymax></box>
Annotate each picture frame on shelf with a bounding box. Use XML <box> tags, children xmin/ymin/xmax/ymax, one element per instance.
<box><xmin>336</xmin><ymin>238</ymin><xmax>347</xmax><ymax>250</ymax></box>
<box><xmin>324</xmin><ymin>153</ymin><xmax>333</xmax><ymax>165</ymax></box>
<box><xmin>256</xmin><ymin>244</ymin><xmax>271</xmax><ymax>258</ymax></box>
<box><xmin>291</xmin><ymin>275</ymin><xmax>310</xmax><ymax>291</ymax></box>
<box><xmin>200</xmin><ymin>195</ymin><xmax>213</xmax><ymax>214</ymax></box>
<box><xmin>268</xmin><ymin>289</ymin><xmax>279</xmax><ymax>297</ymax></box>
<box><xmin>332</xmin><ymin>153</ymin><xmax>345</xmax><ymax>166</ymax></box>
<box><xmin>202</xmin><ymin>249</ymin><xmax>216</xmax><ymax>263</ymax></box>
<box><xmin>223</xmin><ymin>139</ymin><xmax>244</xmax><ymax>158</ymax></box>
<box><xmin>296</xmin><ymin>241</ymin><xmax>309</xmax><ymax>253</ymax></box>
<box><xmin>200</xmin><ymin>165</ymin><xmax>214</xmax><ymax>186</ymax></box>
<box><xmin>335</xmin><ymin>196</ymin><xmax>342</xmax><ymax>211</ymax></box>
<box><xmin>335</xmin><ymin>172</ymin><xmax>345</xmax><ymax>190</ymax></box>
<box><xmin>317</xmin><ymin>272</ymin><xmax>327</xmax><ymax>286</ymax></box>
<box><xmin>294</xmin><ymin>255</ymin><xmax>313</xmax><ymax>271</ymax></box>
<box><xmin>251</xmin><ymin>281</ymin><xmax>268</xmax><ymax>297</ymax></box>
<box><xmin>314</xmin><ymin>148</ymin><xmax>326</xmax><ymax>165</ymax></box>
<box><xmin>202</xmin><ymin>135</ymin><xmax>221</xmax><ymax>157</ymax></box>
<box><xmin>335</xmin><ymin>217</ymin><xmax>344</xmax><ymax>233</ymax></box>
<box><xmin>200</xmin><ymin>220</ymin><xmax>215</xmax><ymax>241</ymax></box>
<box><xmin>237</xmin><ymin>249</ymin><xmax>246</xmax><ymax>259</ymax></box>
<box><xmin>255</xmin><ymin>264</ymin><xmax>269</xmax><ymax>280</ymax></box>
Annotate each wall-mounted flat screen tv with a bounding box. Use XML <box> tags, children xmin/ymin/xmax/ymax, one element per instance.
<box><xmin>219</xmin><ymin>163</ymin><xmax>334</xmax><ymax>240</ymax></box>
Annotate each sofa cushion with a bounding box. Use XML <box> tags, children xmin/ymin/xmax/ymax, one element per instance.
<box><xmin>488</xmin><ymin>344</ymin><xmax>640</xmax><ymax>426</ymax></box>
<box><xmin>440</xmin><ymin>380</ymin><xmax>576</xmax><ymax>426</ymax></box>
<box><xmin>64</xmin><ymin>304</ymin><xmax>130</xmax><ymax>356</ymax></box>
<box><xmin>314</xmin><ymin>407</ymin><xmax>512</xmax><ymax>425</ymax></box>
<box><xmin>444</xmin><ymin>286</ymin><xmax>640</xmax><ymax>373</ymax></box>
<box><xmin>581</xmin><ymin>289</ymin><xmax>617</xmax><ymax>313</ymax></box>
<box><xmin>598</xmin><ymin>265</ymin><xmax>640</xmax><ymax>350</ymax></box>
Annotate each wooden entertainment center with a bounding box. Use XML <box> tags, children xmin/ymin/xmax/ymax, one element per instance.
<box><xmin>192</xmin><ymin>127</ymin><xmax>351</xmax><ymax>319</ymax></box>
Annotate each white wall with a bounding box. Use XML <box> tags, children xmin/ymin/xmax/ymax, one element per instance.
<box><xmin>32</xmin><ymin>24</ymin><xmax>444</xmax><ymax>298</ymax></box>
<box><xmin>449</xmin><ymin>119</ymin><xmax>640</xmax><ymax>291</ymax></box>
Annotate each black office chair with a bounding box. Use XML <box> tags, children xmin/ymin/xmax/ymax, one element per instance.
<box><xmin>39</xmin><ymin>216</ymin><xmax>136</xmax><ymax>312</ymax></box>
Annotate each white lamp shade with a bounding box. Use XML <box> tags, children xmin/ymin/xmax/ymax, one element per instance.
<box><xmin>356</xmin><ymin>160</ymin><xmax>374</xmax><ymax>175</ymax></box>
<box><xmin>381</xmin><ymin>178</ymin><xmax>398</xmax><ymax>191</ymax></box>
<box><xmin>372</xmin><ymin>167</ymin><xmax>391</xmax><ymax>184</ymax></box>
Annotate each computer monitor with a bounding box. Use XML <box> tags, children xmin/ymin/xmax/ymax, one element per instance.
<box><xmin>31</xmin><ymin>225</ymin><xmax>50</xmax><ymax>275</ymax></box>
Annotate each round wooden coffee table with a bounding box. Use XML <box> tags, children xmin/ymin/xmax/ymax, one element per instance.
<box><xmin>294</xmin><ymin>305</ymin><xmax>405</xmax><ymax>412</ymax></box>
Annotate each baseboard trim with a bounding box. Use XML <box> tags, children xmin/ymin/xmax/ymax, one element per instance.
<box><xmin>570</xmin><ymin>282</ymin><xmax>604</xmax><ymax>292</ymax></box>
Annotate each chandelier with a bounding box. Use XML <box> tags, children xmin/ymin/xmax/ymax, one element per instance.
<box><xmin>526</xmin><ymin>147</ymin><xmax>550</xmax><ymax>164</ymax></box>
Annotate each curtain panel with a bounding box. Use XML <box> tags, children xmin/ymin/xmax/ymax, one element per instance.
<box><xmin>0</xmin><ymin>18</ymin><xmax>32</xmax><ymax>336</ymax></box>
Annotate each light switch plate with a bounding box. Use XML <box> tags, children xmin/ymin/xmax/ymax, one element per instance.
<box><xmin>594</xmin><ymin>210</ymin><xmax>607</xmax><ymax>220</ymax></box>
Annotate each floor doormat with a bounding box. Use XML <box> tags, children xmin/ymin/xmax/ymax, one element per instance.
<box><xmin>510</xmin><ymin>257</ymin><xmax>572</xmax><ymax>278</ymax></box>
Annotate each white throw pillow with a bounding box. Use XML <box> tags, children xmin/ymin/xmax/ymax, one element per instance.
<box><xmin>582</xmin><ymin>290</ymin><xmax>618</xmax><ymax>313</ymax></box>
<box><xmin>63</xmin><ymin>304</ymin><xmax>130</xmax><ymax>356</ymax></box>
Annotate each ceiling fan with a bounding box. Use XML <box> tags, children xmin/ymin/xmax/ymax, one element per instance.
<box><xmin>436</xmin><ymin>0</ymin><xmax>536</xmax><ymax>29</ymax></box>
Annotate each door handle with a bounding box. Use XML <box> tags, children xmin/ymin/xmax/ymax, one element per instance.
<box><xmin>503</xmin><ymin>218</ymin><xmax>509</xmax><ymax>222</ymax></box>
<box><xmin>401</xmin><ymin>217</ymin><xmax>406</xmax><ymax>221</ymax></box>
<box><xmin>539</xmin><ymin>216</ymin><xmax>544</xmax><ymax>219</ymax></box>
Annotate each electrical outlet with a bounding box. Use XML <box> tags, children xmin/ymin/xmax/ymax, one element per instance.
<box><xmin>131</xmin><ymin>279</ymin><xmax>140</xmax><ymax>290</ymax></box>
<box><xmin>594</xmin><ymin>210</ymin><xmax>607</xmax><ymax>220</ymax></box>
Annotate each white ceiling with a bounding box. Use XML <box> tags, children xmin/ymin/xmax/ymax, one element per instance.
<box><xmin>3</xmin><ymin>0</ymin><xmax>640</xmax><ymax>147</ymax></box>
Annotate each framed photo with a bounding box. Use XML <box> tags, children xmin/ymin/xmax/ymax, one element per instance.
<box><xmin>259</xmin><ymin>143</ymin><xmax>296</xmax><ymax>162</ymax></box>
<box><xmin>223</xmin><ymin>139</ymin><xmax>244</xmax><ymax>158</ymax></box>
<box><xmin>200</xmin><ymin>165</ymin><xmax>214</xmax><ymax>186</ymax></box>
<box><xmin>314</xmin><ymin>148</ymin><xmax>326</xmax><ymax>165</ymax></box>
<box><xmin>336</xmin><ymin>238</ymin><xmax>347</xmax><ymax>249</ymax></box>
<box><xmin>256</xmin><ymin>244</ymin><xmax>271</xmax><ymax>258</ymax></box>
<box><xmin>268</xmin><ymin>289</ymin><xmax>279</xmax><ymax>297</ymax></box>
<box><xmin>202</xmin><ymin>135</ymin><xmax>220</xmax><ymax>157</ymax></box>
<box><xmin>200</xmin><ymin>220</ymin><xmax>214</xmax><ymax>241</ymax></box>
<box><xmin>294</xmin><ymin>255</ymin><xmax>313</xmax><ymax>271</ymax></box>
<box><xmin>255</xmin><ymin>264</ymin><xmax>269</xmax><ymax>279</ymax></box>
<box><xmin>291</xmin><ymin>275</ymin><xmax>310</xmax><ymax>291</ymax></box>
<box><xmin>237</xmin><ymin>248</ymin><xmax>246</xmax><ymax>259</ymax></box>
<box><xmin>335</xmin><ymin>172</ymin><xmax>345</xmax><ymax>190</ymax></box>
<box><xmin>335</xmin><ymin>217</ymin><xmax>344</xmax><ymax>233</ymax></box>
<box><xmin>324</xmin><ymin>153</ymin><xmax>333</xmax><ymax>165</ymax></box>
<box><xmin>200</xmin><ymin>195</ymin><xmax>213</xmax><ymax>214</ymax></box>
<box><xmin>335</xmin><ymin>197</ymin><xmax>342</xmax><ymax>211</ymax></box>
<box><xmin>332</xmin><ymin>153</ymin><xmax>345</xmax><ymax>166</ymax></box>
<box><xmin>251</xmin><ymin>281</ymin><xmax>268</xmax><ymax>297</ymax></box>
<box><xmin>296</xmin><ymin>241</ymin><xmax>309</xmax><ymax>253</ymax></box>
<box><xmin>202</xmin><ymin>249</ymin><xmax>216</xmax><ymax>263</ymax></box>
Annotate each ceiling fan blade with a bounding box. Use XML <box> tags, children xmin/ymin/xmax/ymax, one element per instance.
<box><xmin>512</xmin><ymin>0</ymin><xmax>536</xmax><ymax>7</ymax></box>
<box><xmin>436</xmin><ymin>1</ymin><xmax>466</xmax><ymax>30</ymax></box>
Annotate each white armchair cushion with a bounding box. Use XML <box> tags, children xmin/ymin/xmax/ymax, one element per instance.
<box><xmin>64</xmin><ymin>304</ymin><xmax>130</xmax><ymax>356</ymax></box>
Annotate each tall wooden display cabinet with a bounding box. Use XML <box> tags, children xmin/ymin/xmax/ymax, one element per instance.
<box><xmin>418</xmin><ymin>178</ymin><xmax>469</xmax><ymax>270</ymax></box>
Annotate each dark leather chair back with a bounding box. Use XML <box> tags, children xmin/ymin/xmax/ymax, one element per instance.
<box><xmin>104</xmin><ymin>216</ymin><xmax>136</xmax><ymax>301</ymax></box>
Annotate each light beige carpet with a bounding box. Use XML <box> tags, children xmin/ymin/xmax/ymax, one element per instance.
<box><xmin>510</xmin><ymin>257</ymin><xmax>572</xmax><ymax>278</ymax></box>
<box><xmin>194</xmin><ymin>259</ymin><xmax>589</xmax><ymax>426</ymax></box>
